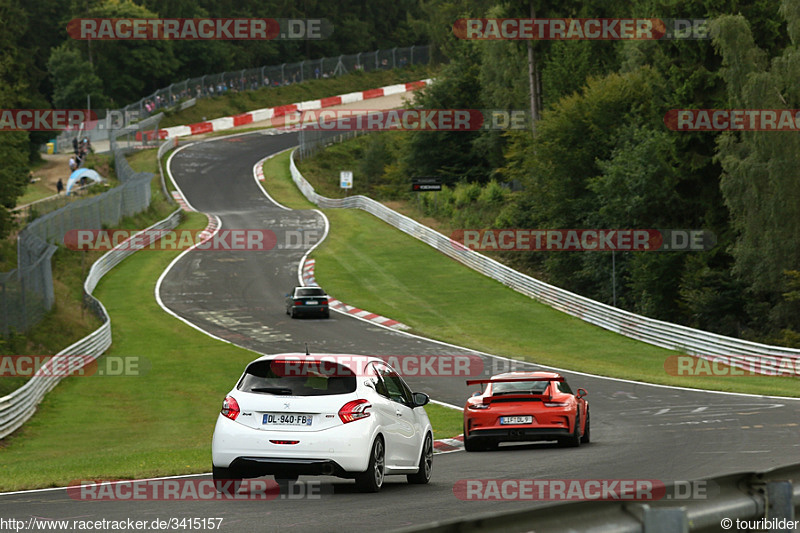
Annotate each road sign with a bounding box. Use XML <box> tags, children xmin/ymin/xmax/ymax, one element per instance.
<box><xmin>411</xmin><ymin>177</ymin><xmax>442</xmax><ymax>192</ymax></box>
<box><xmin>340</xmin><ymin>171</ymin><xmax>353</xmax><ymax>189</ymax></box>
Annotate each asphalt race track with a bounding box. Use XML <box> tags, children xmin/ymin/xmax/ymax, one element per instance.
<box><xmin>3</xmin><ymin>131</ymin><xmax>799</xmax><ymax>532</ymax></box>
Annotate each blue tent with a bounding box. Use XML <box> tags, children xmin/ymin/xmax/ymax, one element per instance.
<box><xmin>65</xmin><ymin>168</ymin><xmax>103</xmax><ymax>196</ymax></box>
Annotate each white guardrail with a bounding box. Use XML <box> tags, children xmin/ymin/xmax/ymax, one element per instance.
<box><xmin>0</xmin><ymin>141</ymin><xmax>183</xmax><ymax>439</ymax></box>
<box><xmin>289</xmin><ymin>149</ymin><xmax>800</xmax><ymax>374</ymax></box>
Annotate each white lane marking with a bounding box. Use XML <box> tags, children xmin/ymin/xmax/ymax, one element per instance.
<box><xmin>165</xmin><ymin>142</ymin><xmax>199</xmax><ymax>212</ymax></box>
<box><xmin>695</xmin><ymin>450</ymin><xmax>771</xmax><ymax>454</ymax></box>
<box><xmin>251</xmin><ymin>148</ymin><xmax>294</xmax><ymax>212</ymax></box>
<box><xmin>154</xmin><ymin>213</ymin><xmax>232</xmax><ymax>346</ymax></box>
<box><xmin>0</xmin><ymin>473</ymin><xmax>209</xmax><ymax>496</ymax></box>
<box><xmin>429</xmin><ymin>399</ymin><xmax>462</xmax><ymax>410</ymax></box>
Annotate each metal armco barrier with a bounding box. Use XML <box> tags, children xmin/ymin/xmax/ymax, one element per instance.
<box><xmin>157</xmin><ymin>137</ymin><xmax>179</xmax><ymax>203</ymax></box>
<box><xmin>392</xmin><ymin>464</ymin><xmax>800</xmax><ymax>533</ymax></box>
<box><xmin>289</xmin><ymin>149</ymin><xmax>800</xmax><ymax>373</ymax></box>
<box><xmin>0</xmin><ymin>209</ymin><xmax>182</xmax><ymax>439</ymax></box>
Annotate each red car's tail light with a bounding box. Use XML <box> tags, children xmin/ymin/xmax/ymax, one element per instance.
<box><xmin>338</xmin><ymin>399</ymin><xmax>371</xmax><ymax>423</ymax></box>
<box><xmin>543</xmin><ymin>401</ymin><xmax>569</xmax><ymax>407</ymax></box>
<box><xmin>468</xmin><ymin>401</ymin><xmax>490</xmax><ymax>410</ymax></box>
<box><xmin>221</xmin><ymin>396</ymin><xmax>240</xmax><ymax>420</ymax></box>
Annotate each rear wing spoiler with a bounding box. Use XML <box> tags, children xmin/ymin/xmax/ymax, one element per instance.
<box><xmin>466</xmin><ymin>377</ymin><xmax>564</xmax><ymax>386</ymax></box>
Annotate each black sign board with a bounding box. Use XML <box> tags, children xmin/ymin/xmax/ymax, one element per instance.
<box><xmin>411</xmin><ymin>178</ymin><xmax>442</xmax><ymax>192</ymax></box>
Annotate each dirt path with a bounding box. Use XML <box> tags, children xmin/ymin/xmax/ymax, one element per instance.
<box><xmin>32</xmin><ymin>154</ymin><xmax>72</xmax><ymax>193</ymax></box>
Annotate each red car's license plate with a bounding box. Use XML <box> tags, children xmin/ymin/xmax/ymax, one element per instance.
<box><xmin>500</xmin><ymin>416</ymin><xmax>533</xmax><ymax>425</ymax></box>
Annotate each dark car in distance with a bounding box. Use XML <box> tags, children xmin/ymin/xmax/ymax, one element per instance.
<box><xmin>285</xmin><ymin>286</ymin><xmax>330</xmax><ymax>318</ymax></box>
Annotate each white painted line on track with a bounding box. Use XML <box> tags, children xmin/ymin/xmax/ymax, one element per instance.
<box><xmin>0</xmin><ymin>473</ymin><xmax>210</xmax><ymax>497</ymax></box>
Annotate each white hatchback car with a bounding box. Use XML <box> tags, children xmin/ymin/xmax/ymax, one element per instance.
<box><xmin>212</xmin><ymin>353</ymin><xmax>433</xmax><ymax>493</ymax></box>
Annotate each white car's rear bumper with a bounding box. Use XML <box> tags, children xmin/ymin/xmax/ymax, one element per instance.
<box><xmin>212</xmin><ymin>415</ymin><xmax>376</xmax><ymax>475</ymax></box>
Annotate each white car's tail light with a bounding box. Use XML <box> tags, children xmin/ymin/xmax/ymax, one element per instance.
<box><xmin>221</xmin><ymin>396</ymin><xmax>240</xmax><ymax>420</ymax></box>
<box><xmin>338</xmin><ymin>399</ymin><xmax>371</xmax><ymax>423</ymax></box>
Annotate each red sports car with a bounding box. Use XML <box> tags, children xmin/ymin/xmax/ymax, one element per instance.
<box><xmin>462</xmin><ymin>371</ymin><xmax>589</xmax><ymax>451</ymax></box>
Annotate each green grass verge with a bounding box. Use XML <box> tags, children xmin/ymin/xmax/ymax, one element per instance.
<box><xmin>430</xmin><ymin>403</ymin><xmax>463</xmax><ymax>440</ymax></box>
<box><xmin>160</xmin><ymin>66</ymin><xmax>432</xmax><ymax>128</ymax></box>
<box><xmin>261</xmin><ymin>150</ymin><xmax>316</xmax><ymax>210</ymax></box>
<box><xmin>19</xmin><ymin>181</ymin><xmax>56</xmax><ymax>205</ymax></box>
<box><xmin>261</xmin><ymin>150</ymin><xmax>800</xmax><ymax>398</ymax></box>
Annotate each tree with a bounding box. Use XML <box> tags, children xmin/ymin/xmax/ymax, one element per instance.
<box><xmin>0</xmin><ymin>0</ymin><xmax>34</xmax><ymax>237</ymax></box>
<box><xmin>712</xmin><ymin>5</ymin><xmax>800</xmax><ymax>336</ymax></box>
<box><xmin>82</xmin><ymin>0</ymin><xmax>179</xmax><ymax>106</ymax></box>
<box><xmin>47</xmin><ymin>44</ymin><xmax>107</xmax><ymax>110</ymax></box>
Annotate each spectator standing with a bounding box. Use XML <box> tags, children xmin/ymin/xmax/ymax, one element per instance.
<box><xmin>57</xmin><ymin>178</ymin><xmax>64</xmax><ymax>194</ymax></box>
<box><xmin>69</xmin><ymin>156</ymin><xmax>77</xmax><ymax>171</ymax></box>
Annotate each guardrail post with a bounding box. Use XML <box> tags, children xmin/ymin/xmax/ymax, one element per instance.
<box><xmin>642</xmin><ymin>506</ymin><xmax>689</xmax><ymax>533</ymax></box>
<box><xmin>281</xmin><ymin>63</ymin><xmax>285</xmax><ymax>85</ymax></box>
<box><xmin>766</xmin><ymin>481</ymin><xmax>794</xmax><ymax>531</ymax></box>
<box><xmin>19</xmin><ymin>270</ymin><xmax>27</xmax><ymax>332</ymax></box>
<box><xmin>300</xmin><ymin>60</ymin><xmax>305</xmax><ymax>82</ymax></box>
<box><xmin>1</xmin><ymin>280</ymin><xmax>8</xmax><ymax>336</ymax></box>
<box><xmin>392</xmin><ymin>47</ymin><xmax>397</xmax><ymax>68</ymax></box>
<box><xmin>410</xmin><ymin>45</ymin><xmax>415</xmax><ymax>64</ymax></box>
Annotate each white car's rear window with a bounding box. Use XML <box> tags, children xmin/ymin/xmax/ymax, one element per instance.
<box><xmin>237</xmin><ymin>359</ymin><xmax>356</xmax><ymax>396</ymax></box>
